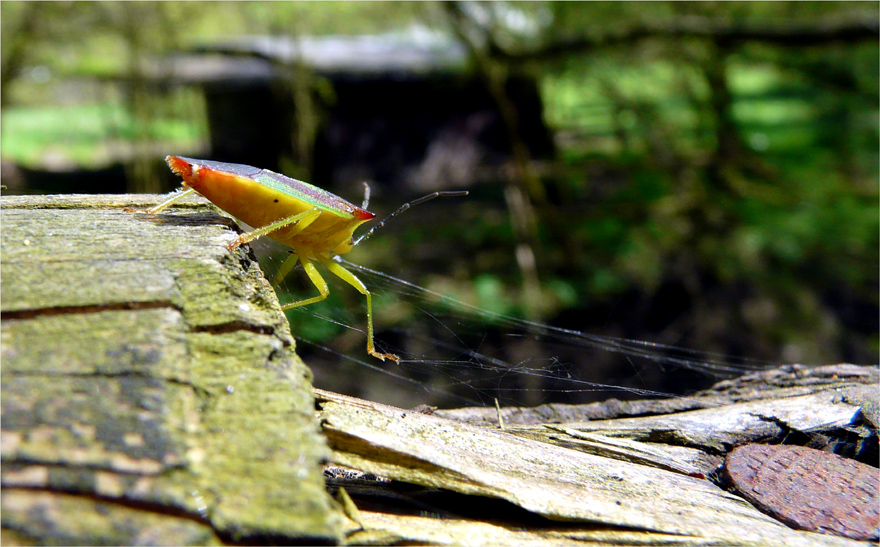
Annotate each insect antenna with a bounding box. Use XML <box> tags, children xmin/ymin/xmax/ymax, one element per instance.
<box><xmin>353</xmin><ymin>190</ymin><xmax>469</xmax><ymax>246</ymax></box>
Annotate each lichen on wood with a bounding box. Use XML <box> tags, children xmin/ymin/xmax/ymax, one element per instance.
<box><xmin>1</xmin><ymin>194</ymin><xmax>343</xmax><ymax>544</ymax></box>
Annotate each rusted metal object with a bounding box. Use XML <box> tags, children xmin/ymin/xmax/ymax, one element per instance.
<box><xmin>725</xmin><ymin>443</ymin><xmax>879</xmax><ymax>541</ymax></box>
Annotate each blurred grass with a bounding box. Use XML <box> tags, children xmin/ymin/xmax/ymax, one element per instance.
<box><xmin>1</xmin><ymin>87</ymin><xmax>206</xmax><ymax>168</ymax></box>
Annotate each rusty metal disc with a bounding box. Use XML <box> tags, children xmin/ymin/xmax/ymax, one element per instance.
<box><xmin>725</xmin><ymin>443</ymin><xmax>879</xmax><ymax>541</ymax></box>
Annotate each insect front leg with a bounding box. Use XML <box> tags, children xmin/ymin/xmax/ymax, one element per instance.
<box><xmin>316</xmin><ymin>255</ymin><xmax>400</xmax><ymax>363</ymax></box>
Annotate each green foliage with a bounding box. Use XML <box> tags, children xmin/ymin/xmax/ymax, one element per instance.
<box><xmin>536</xmin><ymin>25</ymin><xmax>876</xmax><ymax>360</ymax></box>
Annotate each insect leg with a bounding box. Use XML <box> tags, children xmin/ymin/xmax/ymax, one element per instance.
<box><xmin>316</xmin><ymin>255</ymin><xmax>400</xmax><ymax>363</ymax></box>
<box><xmin>272</xmin><ymin>253</ymin><xmax>300</xmax><ymax>288</ymax></box>
<box><xmin>123</xmin><ymin>187</ymin><xmax>198</xmax><ymax>214</ymax></box>
<box><xmin>281</xmin><ymin>253</ymin><xmax>329</xmax><ymax>310</ymax></box>
<box><xmin>229</xmin><ymin>207</ymin><xmax>321</xmax><ymax>250</ymax></box>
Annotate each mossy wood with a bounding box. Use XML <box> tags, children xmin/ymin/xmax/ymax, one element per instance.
<box><xmin>1</xmin><ymin>194</ymin><xmax>343</xmax><ymax>545</ymax></box>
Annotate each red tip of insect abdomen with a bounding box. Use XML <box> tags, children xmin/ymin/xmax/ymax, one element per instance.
<box><xmin>166</xmin><ymin>156</ymin><xmax>194</xmax><ymax>180</ymax></box>
<box><xmin>165</xmin><ymin>155</ymin><xmax>212</xmax><ymax>193</ymax></box>
<box><xmin>354</xmin><ymin>208</ymin><xmax>375</xmax><ymax>221</ymax></box>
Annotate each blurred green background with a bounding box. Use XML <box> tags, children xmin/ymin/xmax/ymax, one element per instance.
<box><xmin>2</xmin><ymin>1</ymin><xmax>877</xmax><ymax>405</ymax></box>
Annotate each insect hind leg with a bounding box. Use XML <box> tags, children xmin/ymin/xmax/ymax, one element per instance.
<box><xmin>229</xmin><ymin>207</ymin><xmax>321</xmax><ymax>251</ymax></box>
<box><xmin>123</xmin><ymin>187</ymin><xmax>198</xmax><ymax>214</ymax></box>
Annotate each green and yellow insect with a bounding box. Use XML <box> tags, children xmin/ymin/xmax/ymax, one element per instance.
<box><xmin>141</xmin><ymin>156</ymin><xmax>464</xmax><ymax>363</ymax></box>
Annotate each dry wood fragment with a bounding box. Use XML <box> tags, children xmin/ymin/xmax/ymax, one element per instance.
<box><xmin>316</xmin><ymin>388</ymin><xmax>865</xmax><ymax>546</ymax></box>
<box><xmin>515</xmin><ymin>386</ymin><xmax>866</xmax><ymax>452</ymax></box>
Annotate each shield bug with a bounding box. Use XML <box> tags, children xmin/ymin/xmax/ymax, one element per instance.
<box><xmin>138</xmin><ymin>156</ymin><xmax>465</xmax><ymax>363</ymax></box>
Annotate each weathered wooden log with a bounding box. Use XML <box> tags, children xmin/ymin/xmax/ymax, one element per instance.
<box><xmin>1</xmin><ymin>194</ymin><xmax>343</xmax><ymax>544</ymax></box>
